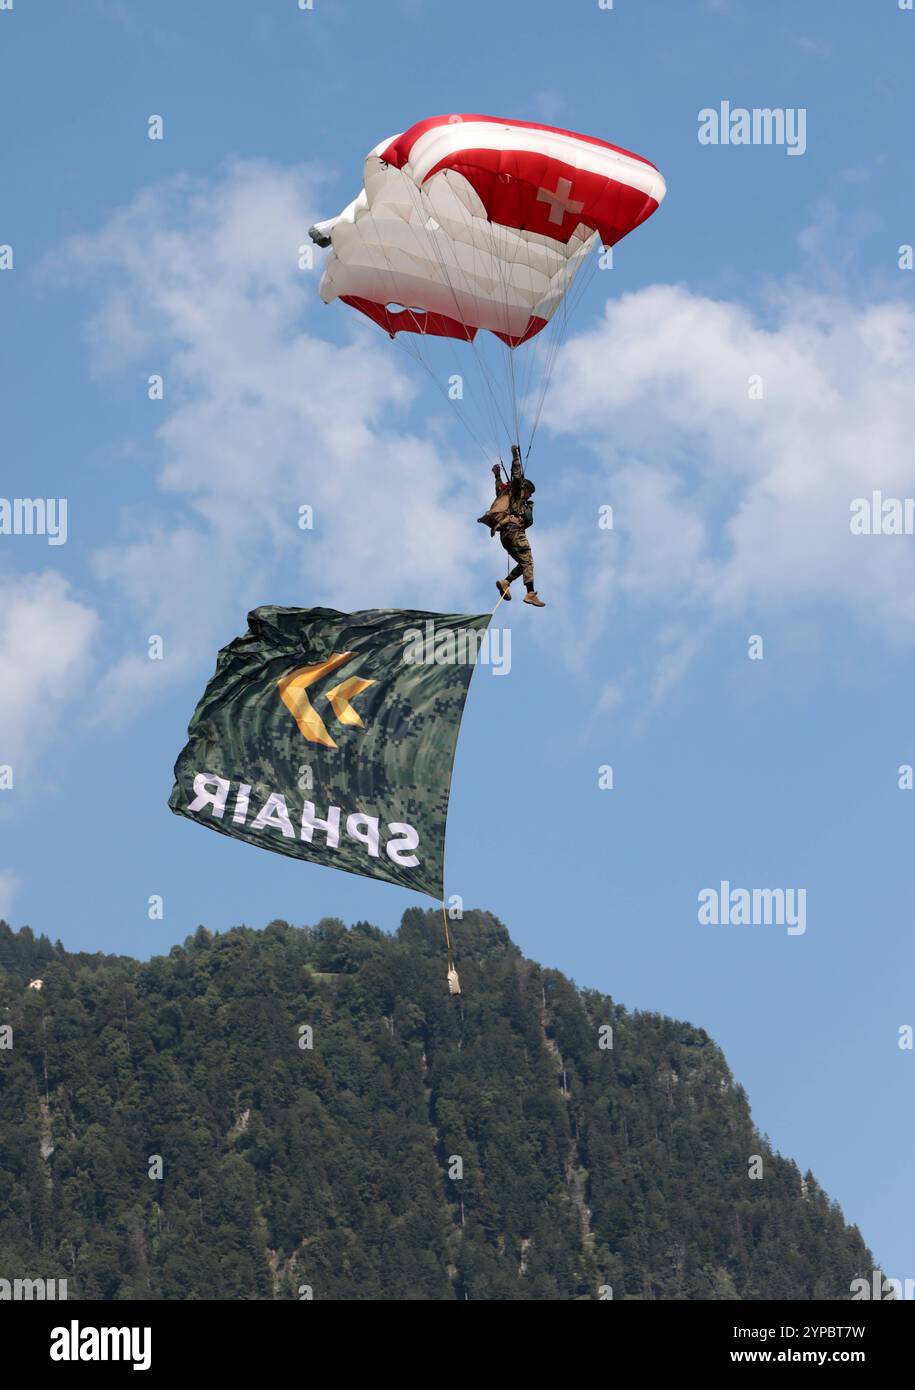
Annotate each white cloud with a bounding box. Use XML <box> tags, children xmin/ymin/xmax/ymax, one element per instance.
<box><xmin>0</xmin><ymin>571</ymin><xmax>99</xmax><ymax>767</ymax></box>
<box><xmin>789</xmin><ymin>34</ymin><xmax>833</xmax><ymax>59</ymax></box>
<box><xmin>796</xmin><ymin>167</ymin><xmax>882</xmax><ymax>277</ymax></box>
<box><xmin>544</xmin><ymin>283</ymin><xmax>915</xmax><ymax>670</ymax></box>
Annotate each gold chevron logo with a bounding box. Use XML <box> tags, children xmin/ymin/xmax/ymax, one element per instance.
<box><xmin>277</xmin><ymin>652</ymin><xmax>375</xmax><ymax>748</ymax></box>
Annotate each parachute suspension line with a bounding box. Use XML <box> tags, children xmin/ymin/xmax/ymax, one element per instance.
<box><xmin>491</xmin><ymin>196</ymin><xmax>584</xmax><ymax>454</ymax></box>
<box><xmin>409</xmin><ymin>169</ymin><xmax>542</xmax><ymax>457</ymax></box>
<box><xmin>525</xmin><ymin>237</ymin><xmax>602</xmax><ymax>454</ymax></box>
<box><xmin>528</xmin><ymin>227</ymin><xmax>597</xmax><ymax>447</ymax></box>
<box><xmin>477</xmin><ymin>195</ymin><xmax>596</xmax><ymax>459</ymax></box>
<box><xmin>398</xmin><ymin>179</ymin><xmax>516</xmax><ymax>451</ymax></box>
<box><xmin>507</xmin><ymin>329</ymin><xmax>521</xmax><ymax>447</ymax></box>
<box><xmin>523</xmin><ymin>292</ymin><xmax>560</xmax><ymax>451</ymax></box>
<box><xmin>435</xmin><ymin>246</ymin><xmax>515</xmax><ymax>450</ymax></box>
<box><xmin>525</xmin><ymin>317</ymin><xmax>563</xmax><ymax>455</ymax></box>
<box><xmin>510</xmin><ymin>212</ymin><xmax>550</xmax><ymax>441</ymax></box>
<box><xmin>484</xmin><ymin>204</ymin><xmax>534</xmax><ymax>451</ymax></box>
<box><xmin>457</xmin><ymin>184</ymin><xmax>522</xmax><ymax>452</ymax></box>
<box><xmin>441</xmin><ymin>581</ymin><xmax>514</xmax><ymax>996</ymax></box>
<box><xmin>443</xmin><ymin>593</ymin><xmax>512</xmax><ymax>1000</ymax></box>
<box><xmin>492</xmin><ymin>582</ymin><xmax>512</xmax><ymax>616</ymax></box>
<box><xmin>392</xmin><ymin>334</ymin><xmax>499</xmax><ymax>468</ymax></box>
<box><xmin>442</xmin><ymin>903</ymin><xmax>461</xmax><ymax>995</ymax></box>
<box><xmin>510</xmin><ymin>223</ymin><xmax>544</xmax><ymax>445</ymax></box>
<box><xmin>486</xmin><ymin>223</ymin><xmax>519</xmax><ymax>446</ymax></box>
<box><xmin>347</xmin><ymin>189</ymin><xmax>504</xmax><ymax>466</ymax></box>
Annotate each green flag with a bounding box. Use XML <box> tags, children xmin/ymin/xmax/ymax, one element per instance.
<box><xmin>169</xmin><ymin>606</ymin><xmax>491</xmax><ymax>899</ymax></box>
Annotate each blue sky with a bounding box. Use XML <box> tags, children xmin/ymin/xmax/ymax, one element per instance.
<box><xmin>2</xmin><ymin>0</ymin><xmax>915</xmax><ymax>1288</ymax></box>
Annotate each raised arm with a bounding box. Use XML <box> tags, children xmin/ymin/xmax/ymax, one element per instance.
<box><xmin>509</xmin><ymin>445</ymin><xmax>525</xmax><ymax>504</ymax></box>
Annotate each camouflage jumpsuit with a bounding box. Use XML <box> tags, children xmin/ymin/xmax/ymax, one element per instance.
<box><xmin>495</xmin><ymin>457</ymin><xmax>534</xmax><ymax>586</ymax></box>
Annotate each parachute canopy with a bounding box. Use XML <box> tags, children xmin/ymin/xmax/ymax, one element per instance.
<box><xmin>310</xmin><ymin>113</ymin><xmax>666</xmax><ymax>348</ymax></box>
<box><xmin>169</xmin><ymin>605</ymin><xmax>490</xmax><ymax>899</ymax></box>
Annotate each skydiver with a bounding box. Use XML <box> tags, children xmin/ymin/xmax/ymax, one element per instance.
<box><xmin>478</xmin><ymin>445</ymin><xmax>545</xmax><ymax>607</ymax></box>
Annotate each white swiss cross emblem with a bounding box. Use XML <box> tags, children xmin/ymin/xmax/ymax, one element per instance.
<box><xmin>536</xmin><ymin>176</ymin><xmax>585</xmax><ymax>227</ymax></box>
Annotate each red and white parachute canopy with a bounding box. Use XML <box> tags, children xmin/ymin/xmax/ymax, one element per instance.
<box><xmin>310</xmin><ymin>113</ymin><xmax>666</xmax><ymax>348</ymax></box>
<box><xmin>310</xmin><ymin>115</ymin><xmax>665</xmax><ymax>458</ymax></box>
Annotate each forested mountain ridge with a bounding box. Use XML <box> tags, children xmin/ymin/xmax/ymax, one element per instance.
<box><xmin>0</xmin><ymin>910</ymin><xmax>875</xmax><ymax>1300</ymax></box>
